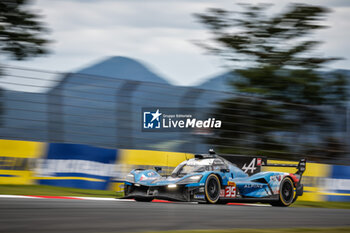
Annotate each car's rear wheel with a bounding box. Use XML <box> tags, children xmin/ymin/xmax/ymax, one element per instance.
<box><xmin>134</xmin><ymin>197</ymin><xmax>153</xmax><ymax>202</ymax></box>
<box><xmin>205</xmin><ymin>174</ymin><xmax>221</xmax><ymax>204</ymax></box>
<box><xmin>270</xmin><ymin>177</ymin><xmax>294</xmax><ymax>207</ymax></box>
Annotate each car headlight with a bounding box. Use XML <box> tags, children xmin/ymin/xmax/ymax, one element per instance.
<box><xmin>125</xmin><ymin>174</ymin><xmax>135</xmax><ymax>183</ymax></box>
<box><xmin>177</xmin><ymin>175</ymin><xmax>203</xmax><ymax>184</ymax></box>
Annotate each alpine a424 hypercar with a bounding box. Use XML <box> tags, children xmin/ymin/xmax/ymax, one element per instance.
<box><xmin>123</xmin><ymin>150</ymin><xmax>306</xmax><ymax>207</ymax></box>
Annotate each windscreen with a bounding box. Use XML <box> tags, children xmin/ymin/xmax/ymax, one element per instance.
<box><xmin>171</xmin><ymin>159</ymin><xmax>213</xmax><ymax>177</ymax></box>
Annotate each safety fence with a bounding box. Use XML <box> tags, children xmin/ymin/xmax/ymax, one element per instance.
<box><xmin>0</xmin><ymin>65</ymin><xmax>349</xmax><ymax>163</ymax></box>
<box><xmin>0</xmin><ymin>139</ymin><xmax>349</xmax><ymax>202</ymax></box>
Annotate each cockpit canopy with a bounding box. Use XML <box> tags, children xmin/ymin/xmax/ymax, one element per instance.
<box><xmin>171</xmin><ymin>156</ymin><xmax>249</xmax><ymax>178</ymax></box>
<box><xmin>172</xmin><ymin>157</ymin><xmax>230</xmax><ymax>177</ymax></box>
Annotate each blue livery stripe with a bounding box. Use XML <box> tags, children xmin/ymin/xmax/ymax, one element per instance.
<box><xmin>0</xmin><ymin>174</ymin><xmax>17</xmax><ymax>177</ymax></box>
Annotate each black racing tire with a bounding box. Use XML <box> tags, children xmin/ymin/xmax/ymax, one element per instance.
<box><xmin>204</xmin><ymin>174</ymin><xmax>221</xmax><ymax>204</ymax></box>
<box><xmin>270</xmin><ymin>177</ymin><xmax>295</xmax><ymax>207</ymax></box>
<box><xmin>134</xmin><ymin>197</ymin><xmax>154</xmax><ymax>202</ymax></box>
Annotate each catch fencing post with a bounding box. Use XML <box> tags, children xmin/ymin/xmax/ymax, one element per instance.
<box><xmin>115</xmin><ymin>80</ymin><xmax>140</xmax><ymax>149</ymax></box>
<box><xmin>179</xmin><ymin>88</ymin><xmax>203</xmax><ymax>153</ymax></box>
<box><xmin>47</xmin><ymin>73</ymin><xmax>70</xmax><ymax>143</ymax></box>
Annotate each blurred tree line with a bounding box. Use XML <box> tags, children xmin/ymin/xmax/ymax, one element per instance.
<box><xmin>0</xmin><ymin>0</ymin><xmax>50</xmax><ymax>126</ymax></box>
<box><xmin>196</xmin><ymin>3</ymin><xmax>348</xmax><ymax>162</ymax></box>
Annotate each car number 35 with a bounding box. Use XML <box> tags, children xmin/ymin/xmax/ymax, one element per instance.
<box><xmin>220</xmin><ymin>186</ymin><xmax>236</xmax><ymax>198</ymax></box>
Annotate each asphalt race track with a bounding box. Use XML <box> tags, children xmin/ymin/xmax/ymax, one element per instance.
<box><xmin>1</xmin><ymin>198</ymin><xmax>350</xmax><ymax>233</ymax></box>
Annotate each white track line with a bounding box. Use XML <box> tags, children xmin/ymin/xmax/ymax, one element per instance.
<box><xmin>0</xmin><ymin>195</ymin><xmax>39</xmax><ymax>199</ymax></box>
<box><xmin>0</xmin><ymin>195</ymin><xmax>270</xmax><ymax>206</ymax></box>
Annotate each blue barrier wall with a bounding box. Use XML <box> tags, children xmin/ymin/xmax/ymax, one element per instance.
<box><xmin>326</xmin><ymin>165</ymin><xmax>350</xmax><ymax>202</ymax></box>
<box><xmin>36</xmin><ymin>143</ymin><xmax>118</xmax><ymax>190</ymax></box>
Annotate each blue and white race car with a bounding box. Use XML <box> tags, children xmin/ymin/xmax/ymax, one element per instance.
<box><xmin>123</xmin><ymin>150</ymin><xmax>306</xmax><ymax>207</ymax></box>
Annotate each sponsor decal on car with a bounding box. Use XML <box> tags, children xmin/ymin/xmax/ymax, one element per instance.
<box><xmin>242</xmin><ymin>158</ymin><xmax>257</xmax><ymax>173</ymax></box>
<box><xmin>139</xmin><ymin>174</ymin><xmax>157</xmax><ymax>181</ymax></box>
<box><xmin>225</xmin><ymin>185</ymin><xmax>236</xmax><ymax>198</ymax></box>
<box><xmin>194</xmin><ymin>194</ymin><xmax>205</xmax><ymax>199</ymax></box>
<box><xmin>227</xmin><ymin>181</ymin><xmax>236</xmax><ymax>186</ymax></box>
<box><xmin>244</xmin><ymin>184</ymin><xmax>263</xmax><ymax>188</ymax></box>
<box><xmin>220</xmin><ymin>189</ymin><xmax>225</xmax><ymax>197</ymax></box>
<box><xmin>270</xmin><ymin>174</ymin><xmax>283</xmax><ymax>182</ymax></box>
<box><xmin>257</xmin><ymin>158</ymin><xmax>262</xmax><ymax>166</ymax></box>
<box><xmin>213</xmin><ymin>159</ymin><xmax>224</xmax><ymax>165</ymax></box>
<box><xmin>147</xmin><ymin>171</ymin><xmax>157</xmax><ymax>176</ymax></box>
<box><xmin>187</xmin><ymin>159</ymin><xmax>214</xmax><ymax>166</ymax></box>
<box><xmin>220</xmin><ymin>183</ymin><xmax>237</xmax><ymax>198</ymax></box>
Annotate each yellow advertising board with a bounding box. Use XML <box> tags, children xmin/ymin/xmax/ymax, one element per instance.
<box><xmin>119</xmin><ymin>149</ymin><xmax>193</xmax><ymax>167</ymax></box>
<box><xmin>0</xmin><ymin>139</ymin><xmax>45</xmax><ymax>185</ymax></box>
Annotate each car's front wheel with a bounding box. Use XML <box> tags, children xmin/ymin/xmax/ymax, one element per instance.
<box><xmin>204</xmin><ymin>174</ymin><xmax>221</xmax><ymax>204</ymax></box>
<box><xmin>270</xmin><ymin>177</ymin><xmax>295</xmax><ymax>207</ymax></box>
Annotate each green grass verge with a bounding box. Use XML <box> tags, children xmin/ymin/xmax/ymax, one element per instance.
<box><xmin>143</xmin><ymin>227</ymin><xmax>350</xmax><ymax>233</ymax></box>
<box><xmin>0</xmin><ymin>184</ymin><xmax>123</xmax><ymax>198</ymax></box>
<box><xmin>293</xmin><ymin>200</ymin><xmax>350</xmax><ymax>209</ymax></box>
<box><xmin>1</xmin><ymin>185</ymin><xmax>350</xmax><ymax>209</ymax></box>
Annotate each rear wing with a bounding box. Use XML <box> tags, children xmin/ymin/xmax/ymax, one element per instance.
<box><xmin>221</xmin><ymin>153</ymin><xmax>306</xmax><ymax>176</ymax></box>
<box><xmin>262</xmin><ymin>158</ymin><xmax>306</xmax><ymax>176</ymax></box>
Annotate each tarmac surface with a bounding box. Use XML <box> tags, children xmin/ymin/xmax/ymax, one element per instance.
<box><xmin>1</xmin><ymin>198</ymin><xmax>350</xmax><ymax>233</ymax></box>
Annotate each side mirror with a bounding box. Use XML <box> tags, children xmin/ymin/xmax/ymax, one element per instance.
<box><xmin>155</xmin><ymin>167</ymin><xmax>162</xmax><ymax>172</ymax></box>
<box><xmin>220</xmin><ymin>168</ymin><xmax>230</xmax><ymax>173</ymax></box>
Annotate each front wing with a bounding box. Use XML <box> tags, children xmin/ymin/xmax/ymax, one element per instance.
<box><xmin>124</xmin><ymin>182</ymin><xmax>206</xmax><ymax>202</ymax></box>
